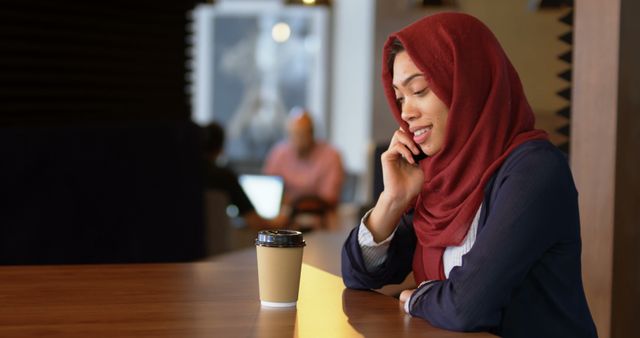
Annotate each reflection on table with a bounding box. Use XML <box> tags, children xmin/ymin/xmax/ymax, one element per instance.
<box><xmin>0</xmin><ymin>229</ymin><xmax>495</xmax><ymax>337</ymax></box>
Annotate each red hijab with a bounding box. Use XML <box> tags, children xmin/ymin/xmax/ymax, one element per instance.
<box><xmin>381</xmin><ymin>13</ymin><xmax>548</xmax><ymax>282</ymax></box>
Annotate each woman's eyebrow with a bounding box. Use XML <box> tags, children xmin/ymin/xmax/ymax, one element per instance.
<box><xmin>392</xmin><ymin>73</ymin><xmax>425</xmax><ymax>89</ymax></box>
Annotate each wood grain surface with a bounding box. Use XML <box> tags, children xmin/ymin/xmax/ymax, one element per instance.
<box><xmin>0</xmin><ymin>230</ymin><xmax>495</xmax><ymax>337</ymax></box>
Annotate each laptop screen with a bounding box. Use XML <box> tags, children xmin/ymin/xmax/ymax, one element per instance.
<box><xmin>238</xmin><ymin>174</ymin><xmax>284</xmax><ymax>219</ymax></box>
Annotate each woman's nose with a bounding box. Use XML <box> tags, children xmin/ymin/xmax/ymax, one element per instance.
<box><xmin>401</xmin><ymin>103</ymin><xmax>419</xmax><ymax>122</ymax></box>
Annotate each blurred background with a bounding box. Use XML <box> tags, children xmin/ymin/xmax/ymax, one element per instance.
<box><xmin>0</xmin><ymin>0</ymin><xmax>575</xmax><ymax>261</ymax></box>
<box><xmin>0</xmin><ymin>1</ymin><xmax>637</xmax><ymax>337</ymax></box>
<box><xmin>192</xmin><ymin>0</ymin><xmax>573</xmax><ymax>182</ymax></box>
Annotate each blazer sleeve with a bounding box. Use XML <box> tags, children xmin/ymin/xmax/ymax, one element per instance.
<box><xmin>341</xmin><ymin>212</ymin><xmax>417</xmax><ymax>290</ymax></box>
<box><xmin>408</xmin><ymin>146</ymin><xmax>578</xmax><ymax>331</ymax></box>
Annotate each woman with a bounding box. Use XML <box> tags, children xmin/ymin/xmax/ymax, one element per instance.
<box><xmin>341</xmin><ymin>13</ymin><xmax>597</xmax><ymax>337</ymax></box>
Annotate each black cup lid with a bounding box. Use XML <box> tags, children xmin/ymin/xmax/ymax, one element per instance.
<box><xmin>255</xmin><ymin>230</ymin><xmax>306</xmax><ymax>248</ymax></box>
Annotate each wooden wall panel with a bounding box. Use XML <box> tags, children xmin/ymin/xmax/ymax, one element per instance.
<box><xmin>573</xmin><ymin>0</ymin><xmax>640</xmax><ymax>337</ymax></box>
<box><xmin>611</xmin><ymin>0</ymin><xmax>640</xmax><ymax>336</ymax></box>
<box><xmin>572</xmin><ymin>1</ymin><xmax>619</xmax><ymax>336</ymax></box>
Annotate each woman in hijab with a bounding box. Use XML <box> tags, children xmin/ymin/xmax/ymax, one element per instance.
<box><xmin>341</xmin><ymin>13</ymin><xmax>597</xmax><ymax>337</ymax></box>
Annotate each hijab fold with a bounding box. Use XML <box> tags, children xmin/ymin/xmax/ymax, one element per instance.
<box><xmin>381</xmin><ymin>13</ymin><xmax>548</xmax><ymax>282</ymax></box>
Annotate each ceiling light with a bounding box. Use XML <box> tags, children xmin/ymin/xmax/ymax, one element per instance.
<box><xmin>271</xmin><ymin>22</ymin><xmax>291</xmax><ymax>43</ymax></box>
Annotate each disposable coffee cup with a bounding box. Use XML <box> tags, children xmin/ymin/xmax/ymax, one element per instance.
<box><xmin>255</xmin><ymin>230</ymin><xmax>306</xmax><ymax>307</ymax></box>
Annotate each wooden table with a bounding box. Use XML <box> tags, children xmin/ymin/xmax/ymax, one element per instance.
<box><xmin>0</xmin><ymin>229</ymin><xmax>495</xmax><ymax>337</ymax></box>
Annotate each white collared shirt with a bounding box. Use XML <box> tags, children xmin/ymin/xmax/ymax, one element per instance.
<box><xmin>357</xmin><ymin>204</ymin><xmax>482</xmax><ymax>278</ymax></box>
<box><xmin>358</xmin><ymin>205</ymin><xmax>482</xmax><ymax>315</ymax></box>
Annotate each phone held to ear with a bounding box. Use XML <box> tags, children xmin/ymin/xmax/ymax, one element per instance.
<box><xmin>412</xmin><ymin>149</ymin><xmax>428</xmax><ymax>163</ymax></box>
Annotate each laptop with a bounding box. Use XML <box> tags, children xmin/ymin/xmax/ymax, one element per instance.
<box><xmin>238</xmin><ymin>174</ymin><xmax>284</xmax><ymax>219</ymax></box>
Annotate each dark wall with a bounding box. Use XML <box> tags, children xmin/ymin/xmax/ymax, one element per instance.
<box><xmin>0</xmin><ymin>1</ymin><xmax>205</xmax><ymax>264</ymax></box>
<box><xmin>0</xmin><ymin>0</ymin><xmax>195</xmax><ymax>123</ymax></box>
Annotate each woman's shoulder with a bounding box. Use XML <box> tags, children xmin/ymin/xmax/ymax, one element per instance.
<box><xmin>499</xmin><ymin>140</ymin><xmax>569</xmax><ymax>177</ymax></box>
<box><xmin>488</xmin><ymin>139</ymin><xmax>577</xmax><ymax>197</ymax></box>
<box><xmin>483</xmin><ymin>140</ymin><xmax>577</xmax><ymax>214</ymax></box>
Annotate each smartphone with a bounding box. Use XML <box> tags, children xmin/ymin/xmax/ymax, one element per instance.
<box><xmin>412</xmin><ymin>149</ymin><xmax>428</xmax><ymax>163</ymax></box>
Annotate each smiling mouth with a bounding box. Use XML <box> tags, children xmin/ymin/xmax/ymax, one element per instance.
<box><xmin>413</xmin><ymin>126</ymin><xmax>432</xmax><ymax>136</ymax></box>
<box><xmin>413</xmin><ymin>125</ymin><xmax>432</xmax><ymax>144</ymax></box>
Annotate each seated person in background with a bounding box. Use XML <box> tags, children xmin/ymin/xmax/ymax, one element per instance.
<box><xmin>263</xmin><ymin>107</ymin><xmax>345</xmax><ymax>230</ymax></box>
<box><xmin>203</xmin><ymin>122</ymin><xmax>271</xmax><ymax>230</ymax></box>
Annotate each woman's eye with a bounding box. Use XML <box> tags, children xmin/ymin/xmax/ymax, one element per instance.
<box><xmin>414</xmin><ymin>88</ymin><xmax>428</xmax><ymax>96</ymax></box>
<box><xmin>396</xmin><ymin>97</ymin><xmax>405</xmax><ymax>105</ymax></box>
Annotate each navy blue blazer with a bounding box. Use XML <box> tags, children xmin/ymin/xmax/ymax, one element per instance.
<box><xmin>342</xmin><ymin>140</ymin><xmax>597</xmax><ymax>338</ymax></box>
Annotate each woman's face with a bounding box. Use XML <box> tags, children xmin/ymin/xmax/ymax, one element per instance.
<box><xmin>392</xmin><ymin>51</ymin><xmax>449</xmax><ymax>156</ymax></box>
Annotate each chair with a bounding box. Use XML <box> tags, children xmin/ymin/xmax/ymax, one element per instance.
<box><xmin>204</xmin><ymin>190</ymin><xmax>231</xmax><ymax>256</ymax></box>
<box><xmin>289</xmin><ymin>195</ymin><xmax>330</xmax><ymax>232</ymax></box>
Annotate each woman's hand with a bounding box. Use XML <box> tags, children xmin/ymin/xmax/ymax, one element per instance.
<box><xmin>399</xmin><ymin>288</ymin><xmax>415</xmax><ymax>302</ymax></box>
<box><xmin>399</xmin><ymin>288</ymin><xmax>416</xmax><ymax>314</ymax></box>
<box><xmin>380</xmin><ymin>128</ymin><xmax>425</xmax><ymax>205</ymax></box>
<box><xmin>366</xmin><ymin>128</ymin><xmax>425</xmax><ymax>242</ymax></box>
